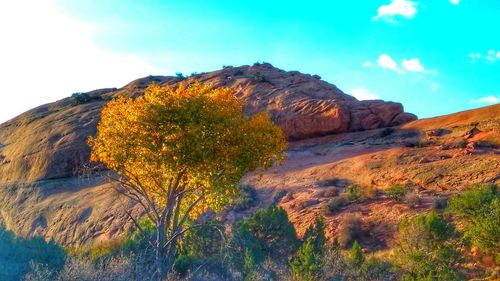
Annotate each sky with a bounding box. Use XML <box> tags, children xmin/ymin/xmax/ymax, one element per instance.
<box><xmin>0</xmin><ymin>0</ymin><xmax>499</xmax><ymax>123</ymax></box>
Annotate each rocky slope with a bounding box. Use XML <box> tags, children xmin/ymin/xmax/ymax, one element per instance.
<box><xmin>0</xmin><ymin>63</ymin><xmax>415</xmax><ymax>185</ymax></box>
<box><xmin>0</xmin><ymin>63</ymin><xmax>497</xmax><ymax>248</ymax></box>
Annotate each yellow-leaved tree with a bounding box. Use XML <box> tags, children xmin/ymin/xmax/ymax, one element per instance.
<box><xmin>88</xmin><ymin>82</ymin><xmax>287</xmax><ymax>279</ymax></box>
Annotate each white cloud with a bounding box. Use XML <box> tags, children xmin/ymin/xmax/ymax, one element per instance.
<box><xmin>363</xmin><ymin>61</ymin><xmax>373</xmax><ymax>67</ymax></box>
<box><xmin>402</xmin><ymin>58</ymin><xmax>425</xmax><ymax>72</ymax></box>
<box><xmin>472</xmin><ymin>96</ymin><xmax>499</xmax><ymax>104</ymax></box>
<box><xmin>470</xmin><ymin>50</ymin><xmax>500</xmax><ymax>63</ymax></box>
<box><xmin>349</xmin><ymin>88</ymin><xmax>380</xmax><ymax>100</ymax></box>
<box><xmin>374</xmin><ymin>0</ymin><xmax>417</xmax><ymax>22</ymax></box>
<box><xmin>0</xmin><ymin>0</ymin><xmax>164</xmax><ymax>123</ymax></box>
<box><xmin>450</xmin><ymin>0</ymin><xmax>460</xmax><ymax>4</ymax></box>
<box><xmin>377</xmin><ymin>54</ymin><xmax>404</xmax><ymax>74</ymax></box>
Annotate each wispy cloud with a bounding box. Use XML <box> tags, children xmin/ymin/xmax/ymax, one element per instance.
<box><xmin>402</xmin><ymin>58</ymin><xmax>425</xmax><ymax>72</ymax></box>
<box><xmin>349</xmin><ymin>88</ymin><xmax>380</xmax><ymax>100</ymax></box>
<box><xmin>373</xmin><ymin>0</ymin><xmax>417</xmax><ymax>22</ymax></box>
<box><xmin>469</xmin><ymin>50</ymin><xmax>500</xmax><ymax>63</ymax></box>
<box><xmin>472</xmin><ymin>96</ymin><xmax>499</xmax><ymax>105</ymax></box>
<box><xmin>450</xmin><ymin>0</ymin><xmax>460</xmax><ymax>4</ymax></box>
<box><xmin>377</xmin><ymin>54</ymin><xmax>404</xmax><ymax>74</ymax></box>
<box><xmin>363</xmin><ymin>61</ymin><xmax>373</xmax><ymax>67</ymax></box>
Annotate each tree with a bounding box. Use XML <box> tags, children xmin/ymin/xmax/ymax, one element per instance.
<box><xmin>88</xmin><ymin>82</ymin><xmax>287</xmax><ymax>279</ymax></box>
<box><xmin>393</xmin><ymin>212</ymin><xmax>464</xmax><ymax>281</ymax></box>
<box><xmin>348</xmin><ymin>241</ymin><xmax>364</xmax><ymax>269</ymax></box>
<box><xmin>302</xmin><ymin>216</ymin><xmax>326</xmax><ymax>258</ymax></box>
<box><xmin>290</xmin><ymin>237</ymin><xmax>322</xmax><ymax>281</ymax></box>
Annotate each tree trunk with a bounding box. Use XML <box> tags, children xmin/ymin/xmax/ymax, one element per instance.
<box><xmin>165</xmin><ymin>237</ymin><xmax>178</xmax><ymax>276</ymax></box>
<box><xmin>156</xmin><ymin>222</ymin><xmax>167</xmax><ymax>281</ymax></box>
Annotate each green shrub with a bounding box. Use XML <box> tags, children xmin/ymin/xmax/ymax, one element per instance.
<box><xmin>0</xmin><ymin>226</ymin><xmax>65</xmax><ymax>281</ymax></box>
<box><xmin>175</xmin><ymin>72</ymin><xmax>186</xmax><ymax>79</ymax></box>
<box><xmin>446</xmin><ymin>184</ymin><xmax>500</xmax><ymax>261</ymax></box>
<box><xmin>231</xmin><ymin>206</ymin><xmax>299</xmax><ymax>267</ymax></box>
<box><xmin>302</xmin><ymin>217</ymin><xmax>326</xmax><ymax>257</ymax></box>
<box><xmin>393</xmin><ymin>212</ymin><xmax>464</xmax><ymax>281</ymax></box>
<box><xmin>347</xmin><ymin>241</ymin><xmax>365</xmax><ymax>269</ymax></box>
<box><xmin>290</xmin><ymin>237</ymin><xmax>322</xmax><ymax>281</ymax></box>
<box><xmin>323</xmin><ymin>196</ymin><xmax>347</xmax><ymax>215</ymax></box>
<box><xmin>71</xmin><ymin>92</ymin><xmax>91</xmax><ymax>104</ymax></box>
<box><xmin>346</xmin><ymin>184</ymin><xmax>363</xmax><ymax>201</ymax></box>
<box><xmin>180</xmin><ymin>220</ymin><xmax>225</xmax><ymax>259</ymax></box>
<box><xmin>386</xmin><ymin>184</ymin><xmax>410</xmax><ymax>202</ymax></box>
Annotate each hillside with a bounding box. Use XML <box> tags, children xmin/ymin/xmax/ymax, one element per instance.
<box><xmin>0</xmin><ymin>63</ymin><xmax>498</xmax><ymax>250</ymax></box>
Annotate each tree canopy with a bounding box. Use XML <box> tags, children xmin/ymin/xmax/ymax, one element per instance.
<box><xmin>88</xmin><ymin>81</ymin><xmax>287</xmax><ymax>278</ymax></box>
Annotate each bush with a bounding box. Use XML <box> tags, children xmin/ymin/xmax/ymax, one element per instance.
<box><xmin>175</xmin><ymin>72</ymin><xmax>186</xmax><ymax>79</ymax></box>
<box><xmin>231</xmin><ymin>206</ymin><xmax>299</xmax><ymax>268</ymax></box>
<box><xmin>393</xmin><ymin>212</ymin><xmax>464</xmax><ymax>280</ymax></box>
<box><xmin>25</xmin><ymin>254</ymin><xmax>155</xmax><ymax>281</ymax></box>
<box><xmin>446</xmin><ymin>184</ymin><xmax>500</xmax><ymax>261</ymax></box>
<box><xmin>338</xmin><ymin>213</ymin><xmax>366</xmax><ymax>248</ymax></box>
<box><xmin>302</xmin><ymin>217</ymin><xmax>326</xmax><ymax>257</ymax></box>
<box><xmin>323</xmin><ymin>195</ymin><xmax>348</xmax><ymax>215</ymax></box>
<box><xmin>322</xmin><ymin>239</ymin><xmax>346</xmax><ymax>280</ymax></box>
<box><xmin>71</xmin><ymin>92</ymin><xmax>92</xmax><ymax>104</ymax></box>
<box><xmin>346</xmin><ymin>184</ymin><xmax>363</xmax><ymax>201</ymax></box>
<box><xmin>0</xmin><ymin>226</ymin><xmax>65</xmax><ymax>281</ymax></box>
<box><xmin>386</xmin><ymin>184</ymin><xmax>410</xmax><ymax>202</ymax></box>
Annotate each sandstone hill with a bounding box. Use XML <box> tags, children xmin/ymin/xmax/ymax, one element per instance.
<box><xmin>0</xmin><ymin>63</ymin><xmax>498</xmax><ymax>250</ymax></box>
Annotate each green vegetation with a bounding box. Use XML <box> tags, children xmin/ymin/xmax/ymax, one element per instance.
<box><xmin>446</xmin><ymin>184</ymin><xmax>500</xmax><ymax>261</ymax></box>
<box><xmin>290</xmin><ymin>237</ymin><xmax>321</xmax><ymax>281</ymax></box>
<box><xmin>231</xmin><ymin>206</ymin><xmax>299</xmax><ymax>266</ymax></box>
<box><xmin>71</xmin><ymin>92</ymin><xmax>92</xmax><ymax>104</ymax></box>
<box><xmin>0</xmin><ymin>225</ymin><xmax>65</xmax><ymax>281</ymax></box>
<box><xmin>386</xmin><ymin>184</ymin><xmax>411</xmax><ymax>202</ymax></box>
<box><xmin>393</xmin><ymin>212</ymin><xmax>464</xmax><ymax>281</ymax></box>
<box><xmin>20</xmin><ymin>187</ymin><xmax>499</xmax><ymax>280</ymax></box>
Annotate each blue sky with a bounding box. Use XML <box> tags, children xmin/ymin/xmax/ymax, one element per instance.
<box><xmin>0</xmin><ymin>0</ymin><xmax>499</xmax><ymax>123</ymax></box>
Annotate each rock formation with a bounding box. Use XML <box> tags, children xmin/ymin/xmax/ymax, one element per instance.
<box><xmin>0</xmin><ymin>63</ymin><xmax>424</xmax><ymax>245</ymax></box>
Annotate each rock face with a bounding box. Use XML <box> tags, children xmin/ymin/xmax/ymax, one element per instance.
<box><xmin>0</xmin><ymin>63</ymin><xmax>419</xmax><ymax>245</ymax></box>
<box><xmin>0</xmin><ymin>63</ymin><xmax>416</xmax><ymax>184</ymax></box>
<box><xmin>183</xmin><ymin>63</ymin><xmax>417</xmax><ymax>140</ymax></box>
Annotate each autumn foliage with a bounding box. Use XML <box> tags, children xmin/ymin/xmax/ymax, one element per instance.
<box><xmin>88</xmin><ymin>81</ymin><xmax>287</xmax><ymax>278</ymax></box>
